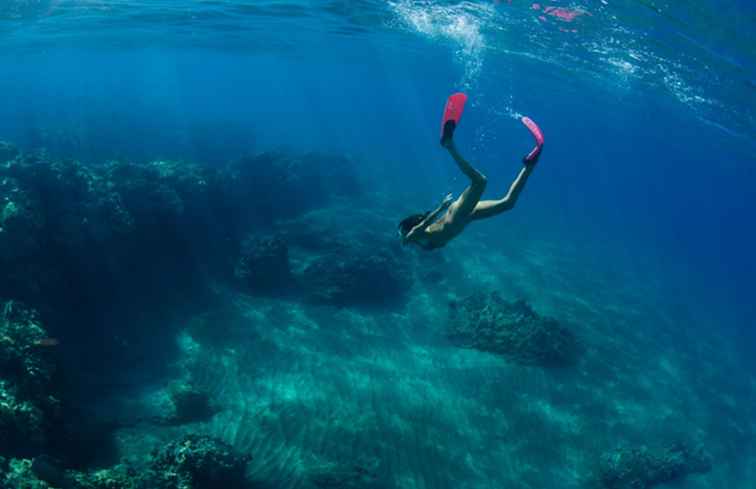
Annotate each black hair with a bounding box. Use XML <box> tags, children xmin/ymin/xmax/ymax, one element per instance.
<box><xmin>398</xmin><ymin>212</ymin><xmax>430</xmax><ymax>238</ymax></box>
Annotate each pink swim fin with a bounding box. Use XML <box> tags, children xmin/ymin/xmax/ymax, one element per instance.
<box><xmin>440</xmin><ymin>93</ymin><xmax>468</xmax><ymax>145</ymax></box>
<box><xmin>521</xmin><ymin>116</ymin><xmax>544</xmax><ymax>164</ymax></box>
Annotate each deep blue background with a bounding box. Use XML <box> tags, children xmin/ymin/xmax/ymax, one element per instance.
<box><xmin>0</xmin><ymin>1</ymin><xmax>754</xmax><ymax>356</ymax></box>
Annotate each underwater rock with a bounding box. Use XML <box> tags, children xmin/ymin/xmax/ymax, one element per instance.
<box><xmin>1</xmin><ymin>457</ymin><xmax>51</xmax><ymax>489</ymax></box>
<box><xmin>0</xmin><ymin>151</ymin><xmax>129</xmax><ymax>309</ymax></box>
<box><xmin>0</xmin><ymin>144</ymin><xmax>366</xmax><ymax>469</ymax></box>
<box><xmin>447</xmin><ymin>292</ymin><xmax>579</xmax><ymax>367</ymax></box>
<box><xmin>0</xmin><ymin>301</ymin><xmax>55</xmax><ymax>393</ymax></box>
<box><xmin>0</xmin><ymin>150</ymin><xmax>229</xmax><ymax>381</ymax></box>
<box><xmin>0</xmin><ymin>177</ymin><xmax>44</xmax><ymax>261</ymax></box>
<box><xmin>3</xmin><ymin>151</ymin><xmax>132</xmax><ymax>247</ymax></box>
<box><xmin>103</xmin><ymin>159</ymin><xmax>215</xmax><ymax>230</ymax></box>
<box><xmin>597</xmin><ymin>442</ymin><xmax>712</xmax><ymax>489</ymax></box>
<box><xmin>0</xmin><ymin>300</ymin><xmax>60</xmax><ymax>457</ymax></box>
<box><xmin>1</xmin><ymin>435</ymin><xmax>250</xmax><ymax>489</ymax></box>
<box><xmin>300</xmin><ymin>247</ymin><xmax>411</xmax><ymax>307</ymax></box>
<box><xmin>68</xmin><ymin>464</ymin><xmax>140</xmax><ymax>489</ymax></box>
<box><xmin>148</xmin><ymin>434</ymin><xmax>251</xmax><ymax>489</ymax></box>
<box><xmin>234</xmin><ymin>235</ymin><xmax>292</xmax><ymax>293</ymax></box>
<box><xmin>0</xmin><ymin>146</ymin><xmax>361</xmax><ymax>323</ymax></box>
<box><xmin>0</xmin><ymin>457</ymin><xmax>137</xmax><ymax>489</ymax></box>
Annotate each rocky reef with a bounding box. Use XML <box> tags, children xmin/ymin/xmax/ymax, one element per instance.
<box><xmin>0</xmin><ymin>143</ymin><xmax>363</xmax><ymax>373</ymax></box>
<box><xmin>0</xmin><ymin>300</ymin><xmax>60</xmax><ymax>458</ymax></box>
<box><xmin>447</xmin><ymin>292</ymin><xmax>580</xmax><ymax>367</ymax></box>
<box><xmin>0</xmin><ymin>434</ymin><xmax>250</xmax><ymax>489</ymax></box>
<box><xmin>0</xmin><ymin>140</ymin><xmax>723</xmax><ymax>488</ymax></box>
<box><xmin>301</xmin><ymin>246</ymin><xmax>411</xmax><ymax>307</ymax></box>
<box><xmin>147</xmin><ymin>434</ymin><xmax>251</xmax><ymax>489</ymax></box>
<box><xmin>597</xmin><ymin>442</ymin><xmax>712</xmax><ymax>489</ymax></box>
<box><xmin>0</xmin><ymin>141</ymin><xmax>366</xmax><ymax>469</ymax></box>
<box><xmin>0</xmin><ymin>143</ymin><xmax>359</xmax><ymax>319</ymax></box>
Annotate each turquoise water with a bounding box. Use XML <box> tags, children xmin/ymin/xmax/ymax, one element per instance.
<box><xmin>0</xmin><ymin>1</ymin><xmax>755</xmax><ymax>488</ymax></box>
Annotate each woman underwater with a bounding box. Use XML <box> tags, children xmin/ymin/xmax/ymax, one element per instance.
<box><xmin>399</xmin><ymin>93</ymin><xmax>544</xmax><ymax>250</ymax></box>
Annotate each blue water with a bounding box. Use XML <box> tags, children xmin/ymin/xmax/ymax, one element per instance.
<box><xmin>1</xmin><ymin>1</ymin><xmax>755</xmax><ymax>487</ymax></box>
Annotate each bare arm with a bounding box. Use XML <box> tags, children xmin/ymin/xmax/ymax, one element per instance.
<box><xmin>404</xmin><ymin>194</ymin><xmax>453</xmax><ymax>242</ymax></box>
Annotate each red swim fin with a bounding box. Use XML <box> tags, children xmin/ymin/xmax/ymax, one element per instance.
<box><xmin>440</xmin><ymin>92</ymin><xmax>467</xmax><ymax>145</ymax></box>
<box><xmin>521</xmin><ymin>116</ymin><xmax>544</xmax><ymax>164</ymax></box>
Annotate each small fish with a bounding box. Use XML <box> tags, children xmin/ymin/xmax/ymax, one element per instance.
<box><xmin>34</xmin><ymin>337</ymin><xmax>60</xmax><ymax>347</ymax></box>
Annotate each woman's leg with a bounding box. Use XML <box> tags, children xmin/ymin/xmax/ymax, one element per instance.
<box><xmin>471</xmin><ymin>163</ymin><xmax>534</xmax><ymax>220</ymax></box>
<box><xmin>445</xmin><ymin>141</ymin><xmax>487</xmax><ymax>216</ymax></box>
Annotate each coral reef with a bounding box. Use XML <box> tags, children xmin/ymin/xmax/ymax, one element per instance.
<box><xmin>447</xmin><ymin>292</ymin><xmax>579</xmax><ymax>367</ymax></box>
<box><xmin>597</xmin><ymin>442</ymin><xmax>712</xmax><ymax>489</ymax></box>
<box><xmin>234</xmin><ymin>235</ymin><xmax>292</xmax><ymax>293</ymax></box>
<box><xmin>0</xmin><ymin>300</ymin><xmax>59</xmax><ymax>457</ymax></box>
<box><xmin>148</xmin><ymin>434</ymin><xmax>251</xmax><ymax>489</ymax></box>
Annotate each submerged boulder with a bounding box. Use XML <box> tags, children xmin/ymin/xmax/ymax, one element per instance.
<box><xmin>447</xmin><ymin>292</ymin><xmax>579</xmax><ymax>367</ymax></box>
<box><xmin>148</xmin><ymin>434</ymin><xmax>250</xmax><ymax>489</ymax></box>
<box><xmin>598</xmin><ymin>442</ymin><xmax>712</xmax><ymax>489</ymax></box>
<box><xmin>300</xmin><ymin>248</ymin><xmax>411</xmax><ymax>307</ymax></box>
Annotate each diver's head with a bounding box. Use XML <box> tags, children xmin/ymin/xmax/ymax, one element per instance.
<box><xmin>398</xmin><ymin>212</ymin><xmax>429</xmax><ymax>239</ymax></box>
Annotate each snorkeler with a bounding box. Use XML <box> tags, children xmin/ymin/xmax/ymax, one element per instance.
<box><xmin>399</xmin><ymin>93</ymin><xmax>544</xmax><ymax>250</ymax></box>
